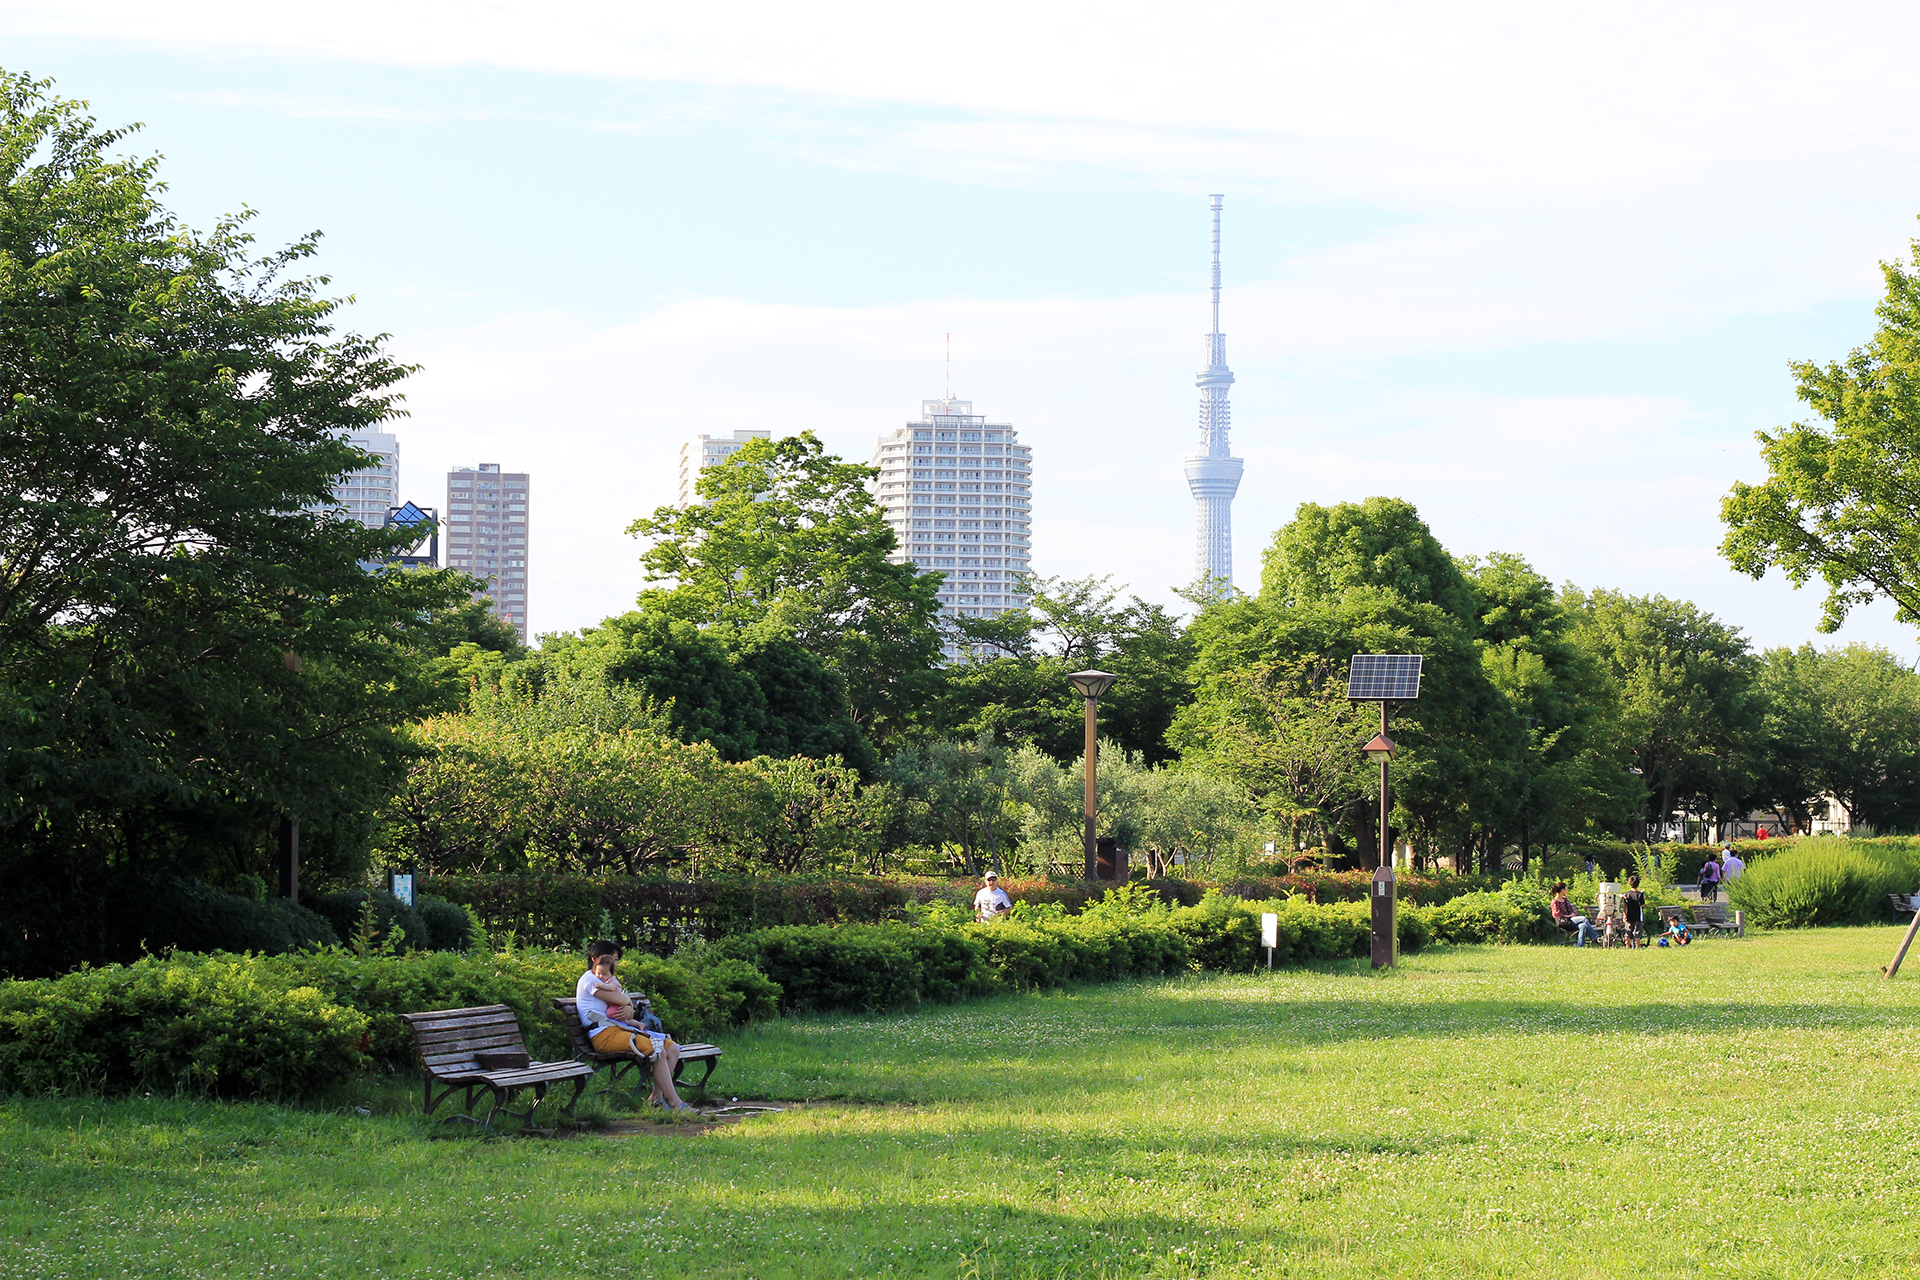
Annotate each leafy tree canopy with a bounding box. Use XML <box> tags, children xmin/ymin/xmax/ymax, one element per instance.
<box><xmin>627</xmin><ymin>432</ymin><xmax>943</xmax><ymax>742</ymax></box>
<box><xmin>1721</xmin><ymin>231</ymin><xmax>1920</xmax><ymax>631</ymax></box>
<box><xmin>1561</xmin><ymin>587</ymin><xmax>1760</xmax><ymax>823</ymax></box>
<box><xmin>0</xmin><ymin>74</ymin><xmax>474</xmax><ymax>908</ymax></box>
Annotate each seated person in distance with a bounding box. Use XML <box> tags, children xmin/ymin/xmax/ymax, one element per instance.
<box><xmin>577</xmin><ymin>939</ymin><xmax>692</xmax><ymax>1111</ymax></box>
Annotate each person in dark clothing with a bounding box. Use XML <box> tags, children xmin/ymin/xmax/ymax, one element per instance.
<box><xmin>1620</xmin><ymin>874</ymin><xmax>1647</xmax><ymax>949</ymax></box>
<box><xmin>1698</xmin><ymin>856</ymin><xmax>1722</xmax><ymax>902</ymax></box>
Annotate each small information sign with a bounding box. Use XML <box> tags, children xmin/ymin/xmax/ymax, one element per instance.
<box><xmin>390</xmin><ymin>873</ymin><xmax>414</xmax><ymax>907</ymax></box>
<box><xmin>1260</xmin><ymin>912</ymin><xmax>1278</xmax><ymax>948</ymax></box>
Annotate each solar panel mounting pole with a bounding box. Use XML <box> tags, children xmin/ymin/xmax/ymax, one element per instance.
<box><xmin>1349</xmin><ymin>655</ymin><xmax>1423</xmax><ymax>970</ymax></box>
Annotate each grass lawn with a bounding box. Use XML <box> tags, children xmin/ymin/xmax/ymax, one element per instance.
<box><xmin>5</xmin><ymin>927</ymin><xmax>1920</xmax><ymax>1279</ymax></box>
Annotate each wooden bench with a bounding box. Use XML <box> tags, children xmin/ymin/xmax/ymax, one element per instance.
<box><xmin>399</xmin><ymin>1005</ymin><xmax>595</xmax><ymax>1136</ymax></box>
<box><xmin>551</xmin><ymin>997</ymin><xmax>724</xmax><ymax>1095</ymax></box>
<box><xmin>1655</xmin><ymin>903</ymin><xmax>1742</xmax><ymax>937</ymax></box>
<box><xmin>1892</xmin><ymin>893</ymin><xmax>1918</xmax><ymax>921</ymax></box>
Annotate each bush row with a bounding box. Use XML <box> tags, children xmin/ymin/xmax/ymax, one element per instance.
<box><xmin>0</xmin><ymin>942</ymin><xmax>782</xmax><ymax>1099</ymax></box>
<box><xmin>420</xmin><ymin>873</ymin><xmax>918</xmax><ymax>951</ymax></box>
<box><xmin>0</xmin><ymin>884</ymin><xmax>1561</xmax><ymax>1098</ymax></box>
<box><xmin>419</xmin><ymin>870</ymin><xmax>1509</xmax><ymax>954</ymax></box>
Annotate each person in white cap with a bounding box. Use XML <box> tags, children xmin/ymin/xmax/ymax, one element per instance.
<box><xmin>973</xmin><ymin>871</ymin><xmax>1012</xmax><ymax>922</ymax></box>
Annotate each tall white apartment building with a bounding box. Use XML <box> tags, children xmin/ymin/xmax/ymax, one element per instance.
<box><xmin>445</xmin><ymin>463</ymin><xmax>531</xmax><ymax>643</ymax></box>
<box><xmin>871</xmin><ymin>398</ymin><xmax>1032</xmax><ymax>645</ymax></box>
<box><xmin>678</xmin><ymin>429</ymin><xmax>772</xmax><ymax>505</ymax></box>
<box><xmin>328</xmin><ymin>428</ymin><xmax>399</xmax><ymax>527</ymax></box>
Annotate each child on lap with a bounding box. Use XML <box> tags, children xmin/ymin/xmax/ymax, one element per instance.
<box><xmin>577</xmin><ymin>939</ymin><xmax>691</xmax><ymax>1111</ymax></box>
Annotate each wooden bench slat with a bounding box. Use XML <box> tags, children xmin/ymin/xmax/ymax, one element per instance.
<box><xmin>414</xmin><ymin>1027</ymin><xmax>526</xmax><ymax>1051</ymax></box>
<box><xmin>400</xmin><ymin>1005</ymin><xmax>516</xmax><ymax>1025</ymax></box>
<box><xmin>410</xmin><ymin>1016</ymin><xmax>523</xmax><ymax>1038</ymax></box>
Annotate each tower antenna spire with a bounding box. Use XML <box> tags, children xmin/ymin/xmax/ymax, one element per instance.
<box><xmin>1211</xmin><ymin>194</ymin><xmax>1223</xmax><ymax>340</ymax></box>
<box><xmin>1183</xmin><ymin>193</ymin><xmax>1244</xmax><ymax>595</ymax></box>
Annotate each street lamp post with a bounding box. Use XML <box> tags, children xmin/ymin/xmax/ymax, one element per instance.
<box><xmin>1346</xmin><ymin>654</ymin><xmax>1424</xmax><ymax>970</ymax></box>
<box><xmin>1362</xmin><ymin>715</ymin><xmax>1397</xmax><ymax>969</ymax></box>
<box><xmin>1067</xmin><ymin>669</ymin><xmax>1118</xmax><ymax>881</ymax></box>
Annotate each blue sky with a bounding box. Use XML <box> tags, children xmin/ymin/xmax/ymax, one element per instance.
<box><xmin>9</xmin><ymin>2</ymin><xmax>1920</xmax><ymax>651</ymax></box>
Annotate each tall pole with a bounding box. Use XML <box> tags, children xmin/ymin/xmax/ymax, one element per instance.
<box><xmin>1083</xmin><ymin>692</ymin><xmax>1099</xmax><ymax>881</ymax></box>
<box><xmin>1370</xmin><ymin>701</ymin><xmax>1396</xmax><ymax>968</ymax></box>
<box><xmin>1378</xmin><ymin>701</ymin><xmax>1389</xmax><ymax>869</ymax></box>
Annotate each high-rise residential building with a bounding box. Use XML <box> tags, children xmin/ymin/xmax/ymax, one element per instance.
<box><xmin>1183</xmin><ymin>194</ymin><xmax>1243</xmax><ymax>593</ymax></box>
<box><xmin>871</xmin><ymin>398</ymin><xmax>1032</xmax><ymax>652</ymax></box>
<box><xmin>444</xmin><ymin>464</ymin><xmax>530</xmax><ymax>642</ymax></box>
<box><xmin>678</xmin><ymin>429</ymin><xmax>773</xmax><ymax>505</ymax></box>
<box><xmin>327</xmin><ymin>428</ymin><xmax>399</xmax><ymax>527</ymax></box>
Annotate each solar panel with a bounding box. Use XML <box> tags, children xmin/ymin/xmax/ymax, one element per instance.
<box><xmin>1346</xmin><ymin>654</ymin><xmax>1423</xmax><ymax>701</ymax></box>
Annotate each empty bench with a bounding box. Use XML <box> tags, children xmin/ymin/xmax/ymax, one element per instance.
<box><xmin>552</xmin><ymin>997</ymin><xmax>724</xmax><ymax>1094</ymax></box>
<box><xmin>399</xmin><ymin>1004</ymin><xmax>595</xmax><ymax>1136</ymax></box>
<box><xmin>1892</xmin><ymin>893</ymin><xmax>1918</xmax><ymax>921</ymax></box>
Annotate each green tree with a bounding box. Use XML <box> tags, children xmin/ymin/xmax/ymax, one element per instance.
<box><xmin>1562</xmin><ymin>588</ymin><xmax>1760</xmax><ymax>831</ymax></box>
<box><xmin>0</xmin><ymin>75</ymin><xmax>473</xmax><ymax>927</ymax></box>
<box><xmin>1757</xmin><ymin>643</ymin><xmax>1920</xmax><ymax>833</ymax></box>
<box><xmin>1721</xmin><ymin>231</ymin><xmax>1920</xmax><ymax>631</ymax></box>
<box><xmin>1464</xmin><ymin>554</ymin><xmax>1638</xmax><ymax>861</ymax></box>
<box><xmin>628</xmin><ymin>433</ymin><xmax>944</xmax><ymax>743</ymax></box>
<box><xmin>884</xmin><ymin>735</ymin><xmax>1020</xmax><ymax>876</ymax></box>
<box><xmin>1179</xmin><ymin>499</ymin><xmax>1528</xmax><ymax>868</ymax></box>
<box><xmin>522</xmin><ymin>610</ymin><xmax>878</xmax><ymax>774</ymax></box>
<box><xmin>939</xmin><ymin>576</ymin><xmax>1195</xmax><ymax>765</ymax></box>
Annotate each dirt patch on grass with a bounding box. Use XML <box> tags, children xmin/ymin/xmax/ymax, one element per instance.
<box><xmin>595</xmin><ymin>1103</ymin><xmax>791</xmax><ymax>1139</ymax></box>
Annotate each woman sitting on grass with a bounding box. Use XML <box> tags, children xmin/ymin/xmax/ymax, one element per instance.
<box><xmin>577</xmin><ymin>940</ymin><xmax>694</xmax><ymax>1112</ymax></box>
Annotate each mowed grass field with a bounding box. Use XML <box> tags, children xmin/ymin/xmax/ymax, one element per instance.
<box><xmin>5</xmin><ymin>928</ymin><xmax>1920</xmax><ymax>1279</ymax></box>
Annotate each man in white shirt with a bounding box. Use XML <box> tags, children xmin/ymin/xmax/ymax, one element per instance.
<box><xmin>973</xmin><ymin>872</ymin><xmax>1012</xmax><ymax>922</ymax></box>
<box><xmin>1722</xmin><ymin>847</ymin><xmax>1746</xmax><ymax>880</ymax></box>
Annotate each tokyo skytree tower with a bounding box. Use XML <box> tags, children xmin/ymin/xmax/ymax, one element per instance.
<box><xmin>1182</xmin><ymin>194</ymin><xmax>1243</xmax><ymax>593</ymax></box>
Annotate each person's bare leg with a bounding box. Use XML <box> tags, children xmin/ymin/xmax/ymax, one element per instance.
<box><xmin>649</xmin><ymin>1055</ymin><xmax>684</xmax><ymax>1109</ymax></box>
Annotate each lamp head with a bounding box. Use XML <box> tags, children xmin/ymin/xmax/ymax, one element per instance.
<box><xmin>1067</xmin><ymin>669</ymin><xmax>1118</xmax><ymax>699</ymax></box>
<box><xmin>1362</xmin><ymin>733</ymin><xmax>1396</xmax><ymax>763</ymax></box>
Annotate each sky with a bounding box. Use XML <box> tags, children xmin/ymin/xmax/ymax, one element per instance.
<box><xmin>8</xmin><ymin>1</ymin><xmax>1920</xmax><ymax>652</ymax></box>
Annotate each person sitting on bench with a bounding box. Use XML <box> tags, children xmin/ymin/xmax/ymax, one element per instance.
<box><xmin>1550</xmin><ymin>883</ymin><xmax>1597</xmax><ymax>946</ymax></box>
<box><xmin>577</xmin><ymin>940</ymin><xmax>693</xmax><ymax>1111</ymax></box>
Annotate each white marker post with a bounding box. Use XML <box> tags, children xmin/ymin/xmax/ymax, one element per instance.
<box><xmin>1261</xmin><ymin>912</ymin><xmax>1278</xmax><ymax>970</ymax></box>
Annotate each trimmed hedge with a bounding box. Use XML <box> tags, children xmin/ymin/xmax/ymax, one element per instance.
<box><xmin>0</xmin><ymin>953</ymin><xmax>367</xmax><ymax>1097</ymax></box>
<box><xmin>0</xmin><ymin>880</ymin><xmax>1563</xmax><ymax>1097</ymax></box>
<box><xmin>421</xmin><ymin>873</ymin><xmax>917</xmax><ymax>952</ymax></box>
<box><xmin>0</xmin><ymin>875</ymin><xmax>341</xmax><ymax>979</ymax></box>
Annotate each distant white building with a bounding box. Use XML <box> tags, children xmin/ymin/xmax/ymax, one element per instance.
<box><xmin>445</xmin><ymin>463</ymin><xmax>530</xmax><ymax>643</ymax></box>
<box><xmin>678</xmin><ymin>429</ymin><xmax>773</xmax><ymax>505</ymax></box>
<box><xmin>870</xmin><ymin>397</ymin><xmax>1033</xmax><ymax>654</ymax></box>
<box><xmin>326</xmin><ymin>428</ymin><xmax>399</xmax><ymax>528</ymax></box>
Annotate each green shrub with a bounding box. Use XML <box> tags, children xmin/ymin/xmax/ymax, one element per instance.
<box><xmin>413</xmin><ymin>894</ymin><xmax>478</xmax><ymax>952</ymax></box>
<box><xmin>0</xmin><ymin>876</ymin><xmax>341</xmax><ymax>978</ymax></box>
<box><xmin>269</xmin><ymin>946</ymin><xmax>580</xmax><ymax>1066</ymax></box>
<box><xmin>307</xmin><ymin>891</ymin><xmax>429</xmax><ymax>953</ymax></box>
<box><xmin>1727</xmin><ymin>843</ymin><xmax>1918</xmax><ymax>927</ymax></box>
<box><xmin>708</xmin><ymin>924</ymin><xmax>925</xmax><ymax>1013</ymax></box>
<box><xmin>1428</xmin><ymin>891</ymin><xmax>1540</xmax><ymax>945</ymax></box>
<box><xmin>0</xmin><ymin>954</ymin><xmax>367</xmax><ymax>1097</ymax></box>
